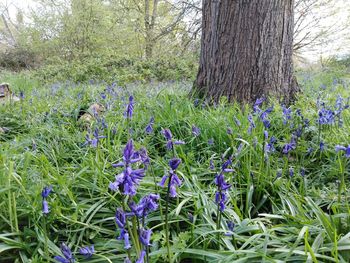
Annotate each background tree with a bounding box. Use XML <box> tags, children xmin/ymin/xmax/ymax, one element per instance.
<box><xmin>193</xmin><ymin>0</ymin><xmax>298</xmax><ymax>104</ymax></box>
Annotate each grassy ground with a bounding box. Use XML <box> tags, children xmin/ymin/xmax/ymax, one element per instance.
<box><xmin>0</xmin><ymin>69</ymin><xmax>350</xmax><ymax>262</ymax></box>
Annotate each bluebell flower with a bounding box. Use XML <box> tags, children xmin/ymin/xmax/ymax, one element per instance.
<box><xmin>124</xmin><ymin>233</ymin><xmax>131</xmax><ymax>250</ymax></box>
<box><xmin>124</xmin><ymin>258</ymin><xmax>132</xmax><ymax>263</ymax></box>
<box><xmin>42</xmin><ymin>200</ymin><xmax>49</xmax><ymax>214</ymax></box>
<box><xmin>227</xmin><ymin>127</ymin><xmax>233</xmax><ymax>135</ymax></box>
<box><xmin>260</xmin><ymin>106</ymin><xmax>273</xmax><ymax>119</ymax></box>
<box><xmin>188</xmin><ymin>212</ymin><xmax>194</xmax><ymax>223</ymax></box>
<box><xmin>129</xmin><ymin>193</ymin><xmax>159</xmax><ymax>218</ymax></box>
<box><xmin>85</xmin><ymin>128</ymin><xmax>106</xmax><ymax>148</ymax></box>
<box><xmin>79</xmin><ymin>245</ymin><xmax>94</xmax><ymax>258</ymax></box>
<box><xmin>109</xmin><ymin>140</ymin><xmax>145</xmax><ymax>196</ymax></box>
<box><xmin>282</xmin><ymin>105</ymin><xmax>292</xmax><ymax>125</ymax></box>
<box><xmin>159</xmin><ymin>158</ymin><xmax>182</xmax><ymax>197</ymax></box>
<box><xmin>247</xmin><ymin>114</ymin><xmax>255</xmax><ymax>134</ymax></box>
<box><xmin>318</xmin><ymin>108</ymin><xmax>334</xmax><ymax>125</ymax></box>
<box><xmin>289</xmin><ymin>167</ymin><xmax>294</xmax><ymax>177</ymax></box>
<box><xmin>264</xmin><ymin>130</ymin><xmax>268</xmax><ymax>141</ymax></box>
<box><xmin>282</xmin><ymin>137</ymin><xmax>296</xmax><ymax>154</ymax></box>
<box><xmin>161</xmin><ymin>129</ymin><xmax>185</xmax><ymax>150</ymax></box>
<box><xmin>335</xmin><ymin>145</ymin><xmax>350</xmax><ymax>158</ymax></box>
<box><xmin>54</xmin><ymin>243</ymin><xmax>74</xmax><ymax>263</ymax></box>
<box><xmin>300</xmin><ymin>167</ymin><xmax>305</xmax><ymax>177</ymax></box>
<box><xmin>192</xmin><ymin>125</ymin><xmax>200</xmax><ymax>137</ymax></box>
<box><xmin>145</xmin><ymin>117</ymin><xmax>154</xmax><ymax>134</ymax></box>
<box><xmin>139</xmin><ymin>228</ymin><xmax>152</xmax><ymax>246</ymax></box>
<box><xmin>253</xmin><ymin>98</ymin><xmax>264</xmax><ymax>113</ymax></box>
<box><xmin>233</xmin><ymin>117</ymin><xmax>241</xmax><ymax>127</ymax></box>
<box><xmin>225</xmin><ymin>220</ymin><xmax>235</xmax><ymax>236</ymax></box>
<box><xmin>41</xmin><ymin>186</ymin><xmax>52</xmax><ymax>214</ymax></box>
<box><xmin>275</xmin><ymin>169</ymin><xmax>282</xmax><ymax>180</ymax></box>
<box><xmin>208</xmin><ymin>138</ymin><xmax>214</xmax><ymax>145</ymax></box>
<box><xmin>136</xmin><ymin>250</ymin><xmax>146</xmax><ymax>263</ymax></box>
<box><xmin>209</xmin><ymin>158</ymin><xmax>215</xmax><ymax>170</ymax></box>
<box><xmin>320</xmin><ymin>141</ymin><xmax>325</xmax><ymax>151</ymax></box>
<box><xmin>124</xmin><ymin>95</ymin><xmax>134</xmax><ymax>119</ymax></box>
<box><xmin>42</xmin><ymin>186</ymin><xmax>53</xmax><ymax>198</ymax></box>
<box><xmin>214</xmin><ymin>158</ymin><xmax>233</xmax><ymax>212</ymax></box>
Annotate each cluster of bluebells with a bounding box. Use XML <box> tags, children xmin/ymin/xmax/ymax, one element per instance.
<box><xmin>318</xmin><ymin>107</ymin><xmax>335</xmax><ymax>125</ymax></box>
<box><xmin>159</xmin><ymin>158</ymin><xmax>182</xmax><ymax>197</ymax></box>
<box><xmin>214</xmin><ymin>157</ymin><xmax>233</xmax><ymax>212</ymax></box>
<box><xmin>41</xmin><ymin>186</ymin><xmax>52</xmax><ymax>215</ymax></box>
<box><xmin>247</xmin><ymin>114</ymin><xmax>255</xmax><ymax>134</ymax></box>
<box><xmin>162</xmin><ymin>129</ymin><xmax>185</xmax><ymax>150</ymax></box>
<box><xmin>109</xmin><ymin>140</ymin><xmax>146</xmax><ymax>196</ymax></box>
<box><xmin>259</xmin><ymin>106</ymin><xmax>273</xmax><ymax>129</ymax></box>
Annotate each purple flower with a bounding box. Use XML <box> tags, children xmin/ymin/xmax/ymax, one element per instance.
<box><xmin>264</xmin><ymin>130</ymin><xmax>268</xmax><ymax>140</ymax></box>
<box><xmin>335</xmin><ymin>145</ymin><xmax>350</xmax><ymax>158</ymax></box>
<box><xmin>208</xmin><ymin>138</ymin><xmax>214</xmax><ymax>145</ymax></box>
<box><xmin>233</xmin><ymin>117</ymin><xmax>241</xmax><ymax>127</ymax></box>
<box><xmin>124</xmin><ymin>95</ymin><xmax>134</xmax><ymax>119</ymax></box>
<box><xmin>247</xmin><ymin>114</ymin><xmax>255</xmax><ymax>134</ymax></box>
<box><xmin>282</xmin><ymin>137</ymin><xmax>296</xmax><ymax>154</ymax></box>
<box><xmin>162</xmin><ymin>129</ymin><xmax>185</xmax><ymax>150</ymax></box>
<box><xmin>124</xmin><ymin>232</ymin><xmax>131</xmax><ymax>250</ymax></box>
<box><xmin>169</xmin><ymin>158</ymin><xmax>181</xmax><ymax>170</ymax></box>
<box><xmin>42</xmin><ymin>186</ymin><xmax>53</xmax><ymax>198</ymax></box>
<box><xmin>289</xmin><ymin>167</ymin><xmax>294</xmax><ymax>177</ymax></box>
<box><xmin>300</xmin><ymin>167</ymin><xmax>305</xmax><ymax>177</ymax></box>
<box><xmin>253</xmin><ymin>98</ymin><xmax>264</xmax><ymax>113</ymax></box>
<box><xmin>320</xmin><ymin>141</ymin><xmax>325</xmax><ymax>151</ymax></box>
<box><xmin>227</xmin><ymin>127</ymin><xmax>233</xmax><ymax>135</ymax></box>
<box><xmin>215</xmin><ymin>191</ymin><xmax>228</xmax><ymax>212</ymax></box>
<box><xmin>188</xmin><ymin>212</ymin><xmax>194</xmax><ymax>223</ymax></box>
<box><xmin>79</xmin><ymin>245</ymin><xmax>94</xmax><ymax>258</ymax></box>
<box><xmin>54</xmin><ymin>243</ymin><xmax>74</xmax><ymax>263</ymax></box>
<box><xmin>145</xmin><ymin>117</ymin><xmax>154</xmax><ymax>134</ymax></box>
<box><xmin>130</xmin><ymin>193</ymin><xmax>159</xmax><ymax>217</ymax></box>
<box><xmin>214</xmin><ymin>158</ymin><xmax>233</xmax><ymax>211</ymax></box>
<box><xmin>192</xmin><ymin>125</ymin><xmax>200</xmax><ymax>137</ymax></box>
<box><xmin>159</xmin><ymin>160</ymin><xmax>182</xmax><ymax>198</ymax></box>
<box><xmin>275</xmin><ymin>169</ymin><xmax>282</xmax><ymax>180</ymax></box>
<box><xmin>318</xmin><ymin>108</ymin><xmax>334</xmax><ymax>125</ymax></box>
<box><xmin>124</xmin><ymin>258</ymin><xmax>132</xmax><ymax>263</ymax></box>
<box><xmin>136</xmin><ymin>250</ymin><xmax>146</xmax><ymax>263</ymax></box>
<box><xmin>225</xmin><ymin>220</ymin><xmax>235</xmax><ymax>236</ymax></box>
<box><xmin>139</xmin><ymin>228</ymin><xmax>152</xmax><ymax>246</ymax></box>
<box><xmin>282</xmin><ymin>105</ymin><xmax>292</xmax><ymax>125</ymax></box>
<box><xmin>209</xmin><ymin>159</ymin><xmax>215</xmax><ymax>170</ymax></box>
<box><xmin>85</xmin><ymin>128</ymin><xmax>106</xmax><ymax>148</ymax></box>
<box><xmin>42</xmin><ymin>200</ymin><xmax>49</xmax><ymax>214</ymax></box>
<box><xmin>109</xmin><ymin>140</ymin><xmax>145</xmax><ymax>196</ymax></box>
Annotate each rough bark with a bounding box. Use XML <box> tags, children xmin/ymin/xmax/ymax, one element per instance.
<box><xmin>194</xmin><ymin>0</ymin><xmax>298</xmax><ymax>104</ymax></box>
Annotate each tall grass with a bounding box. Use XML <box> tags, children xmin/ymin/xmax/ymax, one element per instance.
<box><xmin>0</xmin><ymin>69</ymin><xmax>350</xmax><ymax>262</ymax></box>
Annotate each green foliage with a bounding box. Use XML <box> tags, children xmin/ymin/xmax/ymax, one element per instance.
<box><xmin>0</xmin><ymin>69</ymin><xmax>350</xmax><ymax>262</ymax></box>
<box><xmin>32</xmin><ymin>55</ymin><xmax>197</xmax><ymax>84</ymax></box>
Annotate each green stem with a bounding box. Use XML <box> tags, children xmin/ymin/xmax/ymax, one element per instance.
<box><xmin>165</xmin><ymin>174</ymin><xmax>173</xmax><ymax>262</ymax></box>
<box><xmin>216</xmin><ymin>202</ymin><xmax>221</xmax><ymax>249</ymax></box>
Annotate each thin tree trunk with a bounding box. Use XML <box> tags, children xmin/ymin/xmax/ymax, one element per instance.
<box><xmin>193</xmin><ymin>0</ymin><xmax>298</xmax><ymax>104</ymax></box>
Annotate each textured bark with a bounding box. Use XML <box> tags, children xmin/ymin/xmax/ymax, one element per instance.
<box><xmin>194</xmin><ymin>0</ymin><xmax>298</xmax><ymax>104</ymax></box>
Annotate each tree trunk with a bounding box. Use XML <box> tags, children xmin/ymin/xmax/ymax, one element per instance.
<box><xmin>193</xmin><ymin>0</ymin><xmax>298</xmax><ymax>104</ymax></box>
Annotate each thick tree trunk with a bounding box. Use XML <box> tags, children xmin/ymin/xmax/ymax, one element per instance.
<box><xmin>194</xmin><ymin>0</ymin><xmax>298</xmax><ymax>104</ymax></box>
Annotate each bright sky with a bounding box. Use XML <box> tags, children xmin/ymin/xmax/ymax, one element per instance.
<box><xmin>3</xmin><ymin>0</ymin><xmax>350</xmax><ymax>62</ymax></box>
